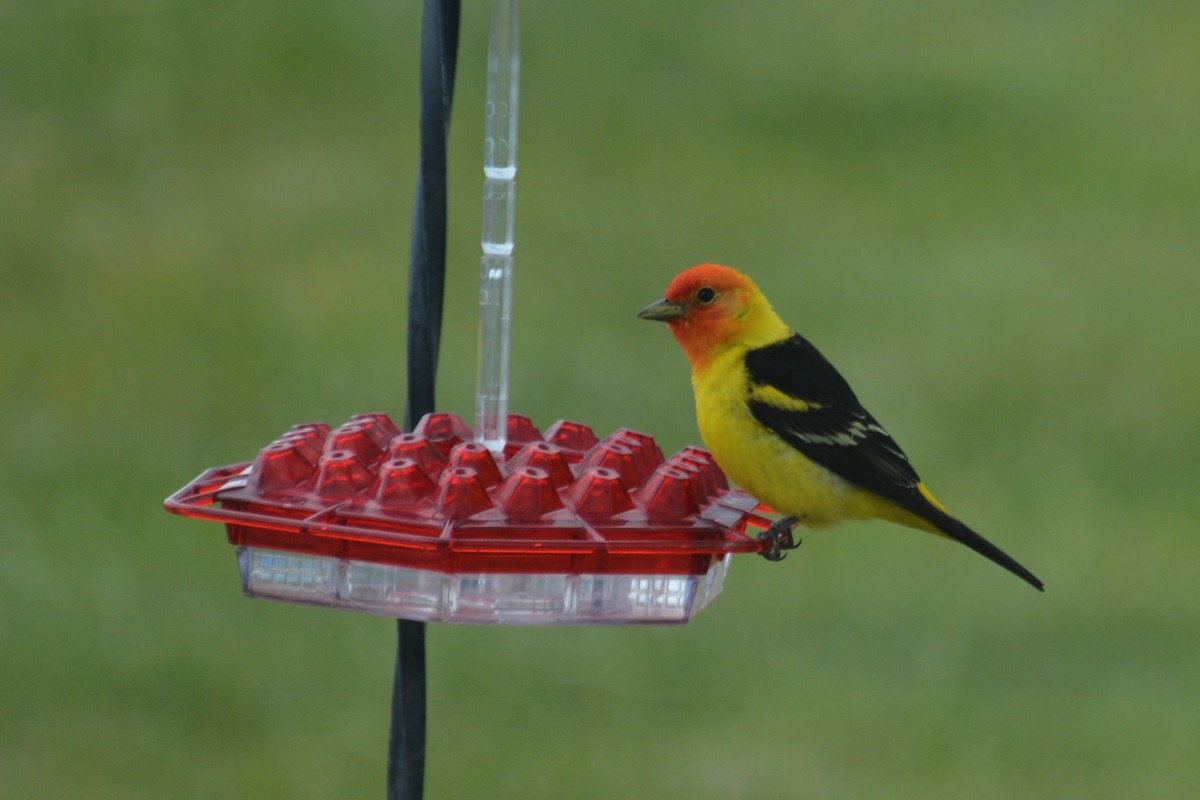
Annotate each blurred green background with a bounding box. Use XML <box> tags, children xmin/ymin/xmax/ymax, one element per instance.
<box><xmin>3</xmin><ymin>1</ymin><xmax>1198</xmax><ymax>797</ymax></box>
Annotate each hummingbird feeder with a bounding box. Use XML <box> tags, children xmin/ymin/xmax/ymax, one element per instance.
<box><xmin>164</xmin><ymin>1</ymin><xmax>773</xmax><ymax>627</ymax></box>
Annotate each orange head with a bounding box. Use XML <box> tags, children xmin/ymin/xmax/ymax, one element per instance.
<box><xmin>637</xmin><ymin>264</ymin><xmax>789</xmax><ymax>371</ymax></box>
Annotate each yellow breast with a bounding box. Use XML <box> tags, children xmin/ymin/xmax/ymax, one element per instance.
<box><xmin>690</xmin><ymin>350</ymin><xmax>875</xmax><ymax>528</ymax></box>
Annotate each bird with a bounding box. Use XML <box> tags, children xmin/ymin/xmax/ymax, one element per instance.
<box><xmin>637</xmin><ymin>263</ymin><xmax>1043</xmax><ymax>591</ymax></box>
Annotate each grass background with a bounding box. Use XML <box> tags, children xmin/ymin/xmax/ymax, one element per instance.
<box><xmin>3</xmin><ymin>1</ymin><xmax>1198</xmax><ymax>797</ymax></box>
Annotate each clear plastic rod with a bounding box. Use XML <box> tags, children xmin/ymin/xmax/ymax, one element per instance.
<box><xmin>475</xmin><ymin>0</ymin><xmax>520</xmax><ymax>455</ymax></box>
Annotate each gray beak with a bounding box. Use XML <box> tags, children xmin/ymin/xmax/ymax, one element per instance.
<box><xmin>636</xmin><ymin>298</ymin><xmax>686</xmax><ymax>322</ymax></box>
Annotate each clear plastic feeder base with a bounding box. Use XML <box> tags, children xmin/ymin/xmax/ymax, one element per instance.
<box><xmin>238</xmin><ymin>546</ymin><xmax>732</xmax><ymax>625</ymax></box>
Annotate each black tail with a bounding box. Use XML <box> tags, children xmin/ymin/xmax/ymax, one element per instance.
<box><xmin>929</xmin><ymin>509</ymin><xmax>1044</xmax><ymax>591</ymax></box>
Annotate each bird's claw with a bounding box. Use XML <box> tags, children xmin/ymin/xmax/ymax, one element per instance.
<box><xmin>757</xmin><ymin>516</ymin><xmax>802</xmax><ymax>562</ymax></box>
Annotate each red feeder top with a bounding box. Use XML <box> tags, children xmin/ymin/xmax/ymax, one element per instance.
<box><xmin>165</xmin><ymin>412</ymin><xmax>771</xmax><ymax>576</ymax></box>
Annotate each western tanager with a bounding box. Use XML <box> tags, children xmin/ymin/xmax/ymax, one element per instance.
<box><xmin>638</xmin><ymin>263</ymin><xmax>1043</xmax><ymax>591</ymax></box>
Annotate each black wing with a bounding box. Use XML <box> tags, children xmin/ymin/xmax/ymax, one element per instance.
<box><xmin>745</xmin><ymin>334</ymin><xmax>926</xmax><ymax>513</ymax></box>
<box><xmin>747</xmin><ymin>335</ymin><xmax>1045</xmax><ymax>591</ymax></box>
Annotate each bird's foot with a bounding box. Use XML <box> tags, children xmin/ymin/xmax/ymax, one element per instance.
<box><xmin>757</xmin><ymin>516</ymin><xmax>802</xmax><ymax>562</ymax></box>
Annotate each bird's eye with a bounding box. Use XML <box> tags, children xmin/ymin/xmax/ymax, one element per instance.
<box><xmin>696</xmin><ymin>287</ymin><xmax>717</xmax><ymax>304</ymax></box>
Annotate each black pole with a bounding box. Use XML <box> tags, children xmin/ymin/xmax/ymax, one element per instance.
<box><xmin>390</xmin><ymin>2</ymin><xmax>460</xmax><ymax>799</ymax></box>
